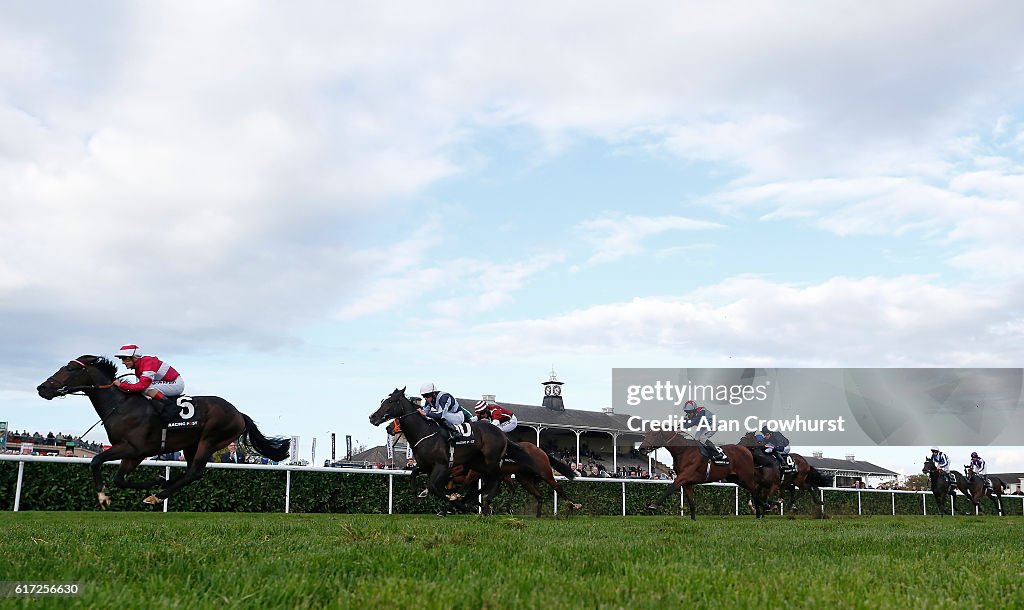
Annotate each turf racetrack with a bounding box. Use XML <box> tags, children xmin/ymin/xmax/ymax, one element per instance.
<box><xmin>1</xmin><ymin>513</ymin><xmax>1020</xmax><ymax>609</ymax></box>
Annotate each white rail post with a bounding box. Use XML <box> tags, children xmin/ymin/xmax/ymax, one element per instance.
<box><xmin>922</xmin><ymin>492</ymin><xmax>927</xmax><ymax>515</ymax></box>
<box><xmin>735</xmin><ymin>486</ymin><xmax>739</xmax><ymax>516</ymax></box>
<box><xmin>891</xmin><ymin>491</ymin><xmax>895</xmax><ymax>516</ymax></box>
<box><xmin>553</xmin><ymin>488</ymin><xmax>558</xmax><ymax>516</ymax></box>
<box><xmin>14</xmin><ymin>461</ymin><xmax>25</xmax><ymax>512</ymax></box>
<box><xmin>163</xmin><ymin>466</ymin><xmax>171</xmax><ymax>513</ymax></box>
<box><xmin>680</xmin><ymin>485</ymin><xmax>684</xmax><ymax>516</ymax></box>
<box><xmin>857</xmin><ymin>490</ymin><xmax>862</xmax><ymax>515</ymax></box>
<box><xmin>387</xmin><ymin>474</ymin><xmax>393</xmax><ymax>515</ymax></box>
<box><xmin>621</xmin><ymin>482</ymin><xmax>626</xmax><ymax>516</ymax></box>
<box><xmin>286</xmin><ymin>469</ymin><xmax>292</xmax><ymax>514</ymax></box>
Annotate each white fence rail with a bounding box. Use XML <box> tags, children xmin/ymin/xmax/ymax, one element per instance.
<box><xmin>3</xmin><ymin>454</ymin><xmax>1021</xmax><ymax>516</ymax></box>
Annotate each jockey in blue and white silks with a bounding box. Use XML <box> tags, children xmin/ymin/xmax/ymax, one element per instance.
<box><xmin>420</xmin><ymin>382</ymin><xmax>467</xmax><ymax>432</ymax></box>
<box><xmin>682</xmin><ymin>401</ymin><xmax>726</xmax><ymax>462</ymax></box>
<box><xmin>930</xmin><ymin>447</ymin><xmax>950</xmax><ymax>472</ymax></box>
<box><xmin>757</xmin><ymin>429</ymin><xmax>794</xmax><ymax>470</ymax></box>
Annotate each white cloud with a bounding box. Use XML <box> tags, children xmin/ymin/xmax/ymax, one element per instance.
<box><xmin>450</xmin><ymin>274</ymin><xmax>1022</xmax><ymax>366</ymax></box>
<box><xmin>577</xmin><ymin>215</ymin><xmax>723</xmax><ymax>265</ymax></box>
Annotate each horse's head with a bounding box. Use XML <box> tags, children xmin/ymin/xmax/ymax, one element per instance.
<box><xmin>36</xmin><ymin>355</ymin><xmax>117</xmax><ymax>400</ymax></box>
<box><xmin>369</xmin><ymin>387</ymin><xmax>411</xmax><ymax>426</ymax></box>
<box><xmin>637</xmin><ymin>428</ymin><xmax>681</xmax><ymax>456</ymax></box>
<box><xmin>922</xmin><ymin>458</ymin><xmax>935</xmax><ymax>474</ymax></box>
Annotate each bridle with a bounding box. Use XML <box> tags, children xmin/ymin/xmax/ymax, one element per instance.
<box><xmin>52</xmin><ymin>359</ymin><xmax>115</xmax><ymax>396</ymax></box>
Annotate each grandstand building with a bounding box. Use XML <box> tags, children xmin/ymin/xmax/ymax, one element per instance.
<box><xmin>456</xmin><ymin>370</ymin><xmax>657</xmax><ymax>475</ymax></box>
<box><xmin>990</xmin><ymin>473</ymin><xmax>1024</xmax><ymax>494</ymax></box>
<box><xmin>801</xmin><ymin>452</ymin><xmax>899</xmax><ymax>487</ymax></box>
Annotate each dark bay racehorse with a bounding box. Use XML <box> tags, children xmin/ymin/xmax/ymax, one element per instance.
<box><xmin>369</xmin><ymin>388</ymin><xmax>552</xmax><ymax>514</ymax></box>
<box><xmin>739</xmin><ymin>431</ymin><xmax>829</xmax><ymax>517</ymax></box>
<box><xmin>37</xmin><ymin>356</ymin><xmax>290</xmax><ymax>507</ymax></box>
<box><xmin>922</xmin><ymin>458</ymin><xmax>957</xmax><ymax>515</ymax></box>
<box><xmin>952</xmin><ymin>466</ymin><xmax>1006</xmax><ymax>516</ymax></box>
<box><xmin>449</xmin><ymin>441</ymin><xmax>583</xmax><ymax>517</ymax></box>
<box><xmin>638</xmin><ymin>429</ymin><xmax>778</xmax><ymax>519</ymax></box>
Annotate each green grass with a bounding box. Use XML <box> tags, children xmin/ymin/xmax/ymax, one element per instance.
<box><xmin>1</xmin><ymin>513</ymin><xmax>1021</xmax><ymax>609</ymax></box>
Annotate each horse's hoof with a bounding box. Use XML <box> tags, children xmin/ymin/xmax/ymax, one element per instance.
<box><xmin>142</xmin><ymin>495</ymin><xmax>161</xmax><ymax>505</ymax></box>
<box><xmin>435</xmin><ymin>509</ymin><xmax>449</xmax><ymax>517</ymax></box>
<box><xmin>97</xmin><ymin>492</ymin><xmax>111</xmax><ymax>510</ymax></box>
<box><xmin>447</xmin><ymin>493</ymin><xmax>463</xmax><ymax>501</ymax></box>
<box><xmin>646</xmin><ymin>504</ymin><xmax>658</xmax><ymax>513</ymax></box>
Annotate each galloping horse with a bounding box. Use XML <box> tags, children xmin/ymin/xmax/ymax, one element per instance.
<box><xmin>951</xmin><ymin>466</ymin><xmax>1006</xmax><ymax>516</ymax></box>
<box><xmin>369</xmin><ymin>388</ymin><xmax>552</xmax><ymax>514</ymax></box>
<box><xmin>37</xmin><ymin>356</ymin><xmax>290</xmax><ymax>507</ymax></box>
<box><xmin>922</xmin><ymin>458</ymin><xmax>957</xmax><ymax>515</ymax></box>
<box><xmin>638</xmin><ymin>429</ymin><xmax>778</xmax><ymax>519</ymax></box>
<box><xmin>739</xmin><ymin>431</ymin><xmax>830</xmax><ymax>517</ymax></box>
<box><xmin>448</xmin><ymin>442</ymin><xmax>583</xmax><ymax>517</ymax></box>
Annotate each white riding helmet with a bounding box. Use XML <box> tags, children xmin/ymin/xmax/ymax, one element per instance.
<box><xmin>115</xmin><ymin>344</ymin><xmax>142</xmax><ymax>359</ymax></box>
<box><xmin>683</xmin><ymin>400</ymin><xmax>699</xmax><ymax>412</ymax></box>
<box><xmin>419</xmin><ymin>382</ymin><xmax>438</xmax><ymax>396</ymax></box>
<box><xmin>930</xmin><ymin>447</ymin><xmax>940</xmax><ymax>452</ymax></box>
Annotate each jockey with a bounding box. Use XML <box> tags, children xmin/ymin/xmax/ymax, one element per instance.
<box><xmin>930</xmin><ymin>447</ymin><xmax>953</xmax><ymax>485</ymax></box>
<box><xmin>474</xmin><ymin>400</ymin><xmax>518</xmax><ymax>434</ymax></box>
<box><xmin>112</xmin><ymin>344</ymin><xmax>184</xmax><ymax>420</ymax></box>
<box><xmin>969</xmin><ymin>451</ymin><xmax>992</xmax><ymax>493</ymax></box>
<box><xmin>759</xmin><ymin>425</ymin><xmax>794</xmax><ymax>471</ymax></box>
<box><xmin>930</xmin><ymin>447</ymin><xmax>950</xmax><ymax>472</ymax></box>
<box><xmin>682</xmin><ymin>400</ymin><xmax>727</xmax><ymax>462</ymax></box>
<box><xmin>419</xmin><ymin>382</ymin><xmax>469</xmax><ymax>439</ymax></box>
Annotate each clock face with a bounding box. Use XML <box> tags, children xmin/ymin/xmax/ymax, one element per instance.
<box><xmin>552</xmin><ymin>385</ymin><xmax>561</xmax><ymax>396</ymax></box>
<box><xmin>544</xmin><ymin>385</ymin><xmax>554</xmax><ymax>396</ymax></box>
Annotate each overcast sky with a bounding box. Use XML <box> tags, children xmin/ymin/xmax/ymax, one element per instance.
<box><xmin>3</xmin><ymin>2</ymin><xmax>1023</xmax><ymax>476</ymax></box>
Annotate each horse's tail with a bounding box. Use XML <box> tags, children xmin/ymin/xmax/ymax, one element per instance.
<box><xmin>241</xmin><ymin>413</ymin><xmax>291</xmax><ymax>462</ymax></box>
<box><xmin>806</xmin><ymin>467</ymin><xmax>832</xmax><ymax>488</ymax></box>
<box><xmin>546</xmin><ymin>452</ymin><xmax>577</xmax><ymax>480</ymax></box>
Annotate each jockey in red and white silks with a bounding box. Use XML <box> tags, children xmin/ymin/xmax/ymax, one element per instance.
<box><xmin>112</xmin><ymin>344</ymin><xmax>185</xmax><ymax>399</ymax></box>
<box><xmin>474</xmin><ymin>401</ymin><xmax>518</xmax><ymax>434</ymax></box>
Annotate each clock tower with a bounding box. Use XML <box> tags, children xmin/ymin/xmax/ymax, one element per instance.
<box><xmin>541</xmin><ymin>368</ymin><xmax>565</xmax><ymax>411</ymax></box>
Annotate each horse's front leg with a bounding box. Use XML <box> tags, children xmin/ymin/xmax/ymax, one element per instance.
<box><xmin>90</xmin><ymin>446</ymin><xmax>134</xmax><ymax>509</ymax></box>
<box><xmin>649</xmin><ymin>476</ymin><xmax>683</xmax><ymax>512</ymax></box>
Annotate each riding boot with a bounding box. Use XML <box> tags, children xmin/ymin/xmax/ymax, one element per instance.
<box><xmin>153</xmin><ymin>397</ymin><xmax>178</xmax><ymax>422</ymax></box>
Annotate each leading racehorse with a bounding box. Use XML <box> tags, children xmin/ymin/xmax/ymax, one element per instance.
<box><xmin>638</xmin><ymin>429</ymin><xmax>778</xmax><ymax>519</ymax></box>
<box><xmin>37</xmin><ymin>355</ymin><xmax>290</xmax><ymax>508</ymax></box>
<box><xmin>922</xmin><ymin>457</ymin><xmax>957</xmax><ymax>515</ymax></box>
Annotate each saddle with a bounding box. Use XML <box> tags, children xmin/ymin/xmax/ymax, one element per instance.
<box><xmin>153</xmin><ymin>395</ymin><xmax>200</xmax><ymax>429</ymax></box>
<box><xmin>443</xmin><ymin>422</ymin><xmax>475</xmax><ymax>446</ymax></box>
<box><xmin>698</xmin><ymin>443</ymin><xmax>730</xmax><ymax>466</ymax></box>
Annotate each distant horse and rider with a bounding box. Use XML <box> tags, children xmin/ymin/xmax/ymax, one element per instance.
<box><xmin>951</xmin><ymin>465</ymin><xmax>1007</xmax><ymax>516</ymax></box>
<box><xmin>369</xmin><ymin>388</ymin><xmax>576</xmax><ymax>516</ymax></box>
<box><xmin>738</xmin><ymin>431</ymin><xmax>831</xmax><ymax>518</ymax></box>
<box><xmin>37</xmin><ymin>355</ymin><xmax>291</xmax><ymax>508</ymax></box>
<box><xmin>637</xmin><ymin>428</ymin><xmax>779</xmax><ymax>519</ymax></box>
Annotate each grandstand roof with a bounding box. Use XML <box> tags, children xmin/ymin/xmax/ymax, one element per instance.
<box><xmin>457</xmin><ymin>397</ymin><xmax>640</xmax><ymax>434</ymax></box>
<box><xmin>990</xmin><ymin>472</ymin><xmax>1024</xmax><ymax>480</ymax></box>
<box><xmin>804</xmin><ymin>456</ymin><xmax>898</xmax><ymax>476</ymax></box>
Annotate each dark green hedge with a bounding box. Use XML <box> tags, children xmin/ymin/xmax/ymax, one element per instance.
<box><xmin>3</xmin><ymin>461</ymin><xmax>1022</xmax><ymax>516</ymax></box>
